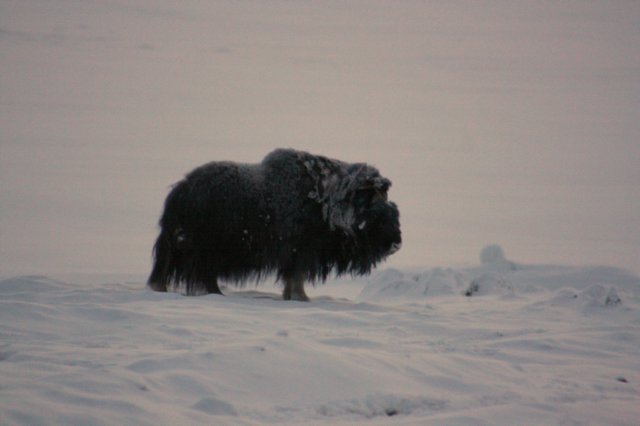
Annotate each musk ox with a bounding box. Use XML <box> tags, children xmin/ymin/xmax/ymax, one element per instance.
<box><xmin>148</xmin><ymin>148</ymin><xmax>401</xmax><ymax>300</ymax></box>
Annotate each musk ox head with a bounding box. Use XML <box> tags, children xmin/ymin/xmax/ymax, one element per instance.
<box><xmin>301</xmin><ymin>153</ymin><xmax>401</xmax><ymax>266</ymax></box>
<box><xmin>148</xmin><ymin>148</ymin><xmax>401</xmax><ymax>300</ymax></box>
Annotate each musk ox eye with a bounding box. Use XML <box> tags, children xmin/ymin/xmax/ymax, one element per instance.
<box><xmin>354</xmin><ymin>187</ymin><xmax>388</xmax><ymax>207</ymax></box>
<box><xmin>353</xmin><ymin>189</ymin><xmax>374</xmax><ymax>206</ymax></box>
<box><xmin>373</xmin><ymin>190</ymin><xmax>388</xmax><ymax>203</ymax></box>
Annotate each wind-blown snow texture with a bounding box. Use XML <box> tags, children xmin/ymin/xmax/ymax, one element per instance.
<box><xmin>1</xmin><ymin>247</ymin><xmax>638</xmax><ymax>425</ymax></box>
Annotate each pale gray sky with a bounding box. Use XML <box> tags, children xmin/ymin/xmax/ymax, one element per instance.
<box><xmin>1</xmin><ymin>1</ymin><xmax>639</xmax><ymax>275</ymax></box>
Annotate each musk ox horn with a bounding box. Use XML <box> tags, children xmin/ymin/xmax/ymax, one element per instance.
<box><xmin>148</xmin><ymin>148</ymin><xmax>401</xmax><ymax>301</ymax></box>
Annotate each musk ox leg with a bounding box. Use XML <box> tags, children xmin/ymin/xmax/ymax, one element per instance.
<box><xmin>147</xmin><ymin>256</ymin><xmax>167</xmax><ymax>291</ymax></box>
<box><xmin>148</xmin><ymin>280</ymin><xmax>168</xmax><ymax>292</ymax></box>
<box><xmin>282</xmin><ymin>273</ymin><xmax>309</xmax><ymax>302</ymax></box>
<box><xmin>148</xmin><ymin>233</ymin><xmax>171</xmax><ymax>292</ymax></box>
<box><xmin>204</xmin><ymin>277</ymin><xmax>223</xmax><ymax>295</ymax></box>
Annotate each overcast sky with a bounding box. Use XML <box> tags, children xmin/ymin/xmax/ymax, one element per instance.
<box><xmin>1</xmin><ymin>1</ymin><xmax>639</xmax><ymax>276</ymax></box>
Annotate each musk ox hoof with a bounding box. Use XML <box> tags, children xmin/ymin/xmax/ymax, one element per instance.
<box><xmin>283</xmin><ymin>292</ymin><xmax>310</xmax><ymax>302</ymax></box>
<box><xmin>147</xmin><ymin>148</ymin><xmax>401</xmax><ymax>298</ymax></box>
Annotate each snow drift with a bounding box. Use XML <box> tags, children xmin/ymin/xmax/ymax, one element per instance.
<box><xmin>1</xmin><ymin>246</ymin><xmax>639</xmax><ymax>425</ymax></box>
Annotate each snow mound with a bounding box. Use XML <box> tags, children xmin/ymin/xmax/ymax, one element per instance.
<box><xmin>359</xmin><ymin>245</ymin><xmax>640</xmax><ymax>307</ymax></box>
<box><xmin>479</xmin><ymin>244</ymin><xmax>518</xmax><ymax>270</ymax></box>
<box><xmin>192</xmin><ymin>396</ymin><xmax>237</xmax><ymax>416</ymax></box>
<box><xmin>543</xmin><ymin>284</ymin><xmax>626</xmax><ymax>314</ymax></box>
<box><xmin>0</xmin><ymin>275</ymin><xmax>67</xmax><ymax>294</ymax></box>
<box><xmin>480</xmin><ymin>244</ymin><xmax>506</xmax><ymax>264</ymax></box>
<box><xmin>464</xmin><ymin>272</ymin><xmax>514</xmax><ymax>297</ymax></box>
<box><xmin>358</xmin><ymin>267</ymin><xmax>464</xmax><ymax>302</ymax></box>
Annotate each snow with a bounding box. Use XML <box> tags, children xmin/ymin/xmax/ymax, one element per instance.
<box><xmin>2</xmin><ymin>247</ymin><xmax>639</xmax><ymax>425</ymax></box>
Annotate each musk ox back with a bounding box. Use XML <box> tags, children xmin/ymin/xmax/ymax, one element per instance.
<box><xmin>148</xmin><ymin>148</ymin><xmax>401</xmax><ymax>300</ymax></box>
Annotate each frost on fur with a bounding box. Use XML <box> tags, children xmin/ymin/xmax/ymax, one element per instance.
<box><xmin>148</xmin><ymin>148</ymin><xmax>401</xmax><ymax>300</ymax></box>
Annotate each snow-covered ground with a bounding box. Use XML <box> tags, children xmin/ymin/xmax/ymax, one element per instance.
<box><xmin>1</xmin><ymin>247</ymin><xmax>638</xmax><ymax>425</ymax></box>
